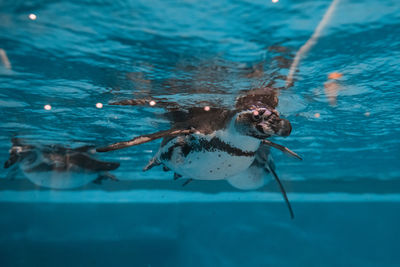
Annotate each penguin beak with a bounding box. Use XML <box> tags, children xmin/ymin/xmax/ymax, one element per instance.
<box><xmin>255</xmin><ymin>116</ymin><xmax>292</xmax><ymax>137</ymax></box>
<box><xmin>276</xmin><ymin>118</ymin><xmax>292</xmax><ymax>137</ymax></box>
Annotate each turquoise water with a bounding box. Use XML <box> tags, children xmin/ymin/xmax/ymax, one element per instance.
<box><xmin>0</xmin><ymin>0</ymin><xmax>400</xmax><ymax>266</ymax></box>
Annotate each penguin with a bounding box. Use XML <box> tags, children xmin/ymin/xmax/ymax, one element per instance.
<box><xmin>4</xmin><ymin>138</ymin><xmax>120</xmax><ymax>189</ymax></box>
<box><xmin>97</xmin><ymin>86</ymin><xmax>301</xmax><ymax>218</ymax></box>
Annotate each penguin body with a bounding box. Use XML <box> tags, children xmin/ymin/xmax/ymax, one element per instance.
<box><xmin>4</xmin><ymin>139</ymin><xmax>120</xmax><ymax>189</ymax></box>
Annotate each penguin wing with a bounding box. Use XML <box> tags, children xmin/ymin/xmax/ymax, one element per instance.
<box><xmin>96</xmin><ymin>128</ymin><xmax>195</xmax><ymax>152</ymax></box>
<box><xmin>262</xmin><ymin>139</ymin><xmax>302</xmax><ymax>160</ymax></box>
<box><xmin>69</xmin><ymin>153</ymin><xmax>120</xmax><ymax>172</ymax></box>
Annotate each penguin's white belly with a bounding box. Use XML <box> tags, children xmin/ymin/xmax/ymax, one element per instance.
<box><xmin>165</xmin><ymin>150</ymin><xmax>255</xmax><ymax>180</ymax></box>
<box><xmin>159</xmin><ymin>132</ymin><xmax>261</xmax><ymax>180</ymax></box>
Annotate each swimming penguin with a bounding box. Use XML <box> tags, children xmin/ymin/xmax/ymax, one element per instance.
<box><xmin>97</xmin><ymin>86</ymin><xmax>301</xmax><ymax>218</ymax></box>
<box><xmin>4</xmin><ymin>138</ymin><xmax>120</xmax><ymax>189</ymax></box>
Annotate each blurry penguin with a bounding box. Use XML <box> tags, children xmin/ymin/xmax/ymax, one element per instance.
<box><xmin>4</xmin><ymin>138</ymin><xmax>120</xmax><ymax>189</ymax></box>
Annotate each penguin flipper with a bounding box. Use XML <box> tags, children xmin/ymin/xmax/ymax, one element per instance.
<box><xmin>97</xmin><ymin>128</ymin><xmax>195</xmax><ymax>152</ymax></box>
<box><xmin>262</xmin><ymin>139</ymin><xmax>302</xmax><ymax>160</ymax></box>
<box><xmin>182</xmin><ymin>178</ymin><xmax>193</xmax><ymax>187</ymax></box>
<box><xmin>143</xmin><ymin>156</ymin><xmax>161</xmax><ymax>171</ymax></box>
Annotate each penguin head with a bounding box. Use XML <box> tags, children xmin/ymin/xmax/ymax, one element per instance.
<box><xmin>4</xmin><ymin>145</ymin><xmax>25</xmax><ymax>168</ymax></box>
<box><xmin>4</xmin><ymin>138</ymin><xmax>34</xmax><ymax>168</ymax></box>
<box><xmin>234</xmin><ymin>107</ymin><xmax>292</xmax><ymax>139</ymax></box>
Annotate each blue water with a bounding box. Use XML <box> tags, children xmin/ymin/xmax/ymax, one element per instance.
<box><xmin>1</xmin><ymin>0</ymin><xmax>400</xmax><ymax>266</ymax></box>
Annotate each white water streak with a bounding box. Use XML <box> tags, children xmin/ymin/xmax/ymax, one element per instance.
<box><xmin>286</xmin><ymin>0</ymin><xmax>341</xmax><ymax>87</ymax></box>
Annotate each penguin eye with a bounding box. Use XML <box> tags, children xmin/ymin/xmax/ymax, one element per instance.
<box><xmin>252</xmin><ymin>111</ymin><xmax>261</xmax><ymax>122</ymax></box>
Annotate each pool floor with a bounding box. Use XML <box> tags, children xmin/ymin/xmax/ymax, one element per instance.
<box><xmin>1</xmin><ymin>202</ymin><xmax>399</xmax><ymax>267</ymax></box>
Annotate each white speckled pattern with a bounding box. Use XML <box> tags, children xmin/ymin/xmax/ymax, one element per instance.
<box><xmin>159</xmin><ymin>119</ymin><xmax>261</xmax><ymax>180</ymax></box>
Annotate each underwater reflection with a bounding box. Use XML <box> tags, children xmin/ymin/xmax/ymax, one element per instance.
<box><xmin>324</xmin><ymin>72</ymin><xmax>344</xmax><ymax>106</ymax></box>
<box><xmin>4</xmin><ymin>138</ymin><xmax>119</xmax><ymax>189</ymax></box>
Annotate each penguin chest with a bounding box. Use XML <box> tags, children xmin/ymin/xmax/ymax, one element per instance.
<box><xmin>159</xmin><ymin>133</ymin><xmax>260</xmax><ymax>180</ymax></box>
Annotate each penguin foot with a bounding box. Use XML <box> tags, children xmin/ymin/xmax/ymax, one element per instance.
<box><xmin>143</xmin><ymin>157</ymin><xmax>161</xmax><ymax>171</ymax></box>
<box><xmin>182</xmin><ymin>178</ymin><xmax>193</xmax><ymax>187</ymax></box>
<box><xmin>163</xmin><ymin>166</ymin><xmax>170</xmax><ymax>172</ymax></box>
<box><xmin>93</xmin><ymin>172</ymin><xmax>119</xmax><ymax>184</ymax></box>
<box><xmin>174</xmin><ymin>173</ymin><xmax>182</xmax><ymax>180</ymax></box>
